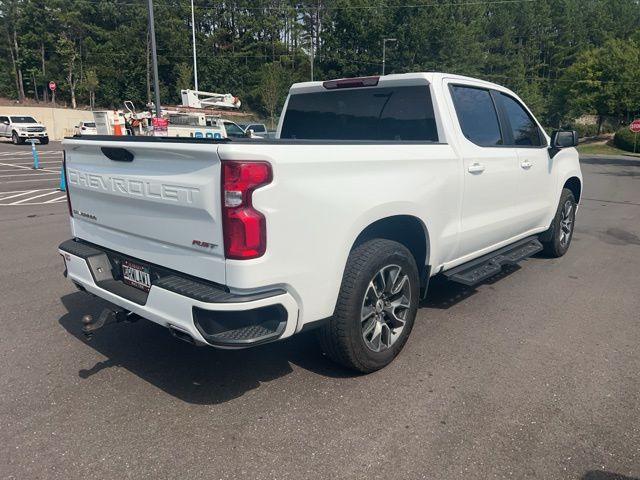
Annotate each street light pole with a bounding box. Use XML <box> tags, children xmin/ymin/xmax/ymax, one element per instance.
<box><xmin>382</xmin><ymin>38</ymin><xmax>397</xmax><ymax>76</ymax></box>
<box><xmin>147</xmin><ymin>0</ymin><xmax>161</xmax><ymax>118</ymax></box>
<box><xmin>191</xmin><ymin>0</ymin><xmax>198</xmax><ymax>90</ymax></box>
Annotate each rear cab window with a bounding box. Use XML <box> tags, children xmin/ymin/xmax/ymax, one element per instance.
<box><xmin>280</xmin><ymin>85</ymin><xmax>439</xmax><ymax>141</ymax></box>
<box><xmin>450</xmin><ymin>85</ymin><xmax>503</xmax><ymax>147</ymax></box>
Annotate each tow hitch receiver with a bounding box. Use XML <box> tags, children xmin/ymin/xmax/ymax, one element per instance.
<box><xmin>81</xmin><ymin>307</ymin><xmax>138</xmax><ymax>339</ymax></box>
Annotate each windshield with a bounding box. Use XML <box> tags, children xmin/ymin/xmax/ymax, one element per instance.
<box><xmin>224</xmin><ymin>122</ymin><xmax>245</xmax><ymax>137</ymax></box>
<box><xmin>280</xmin><ymin>85</ymin><xmax>438</xmax><ymax>141</ymax></box>
<box><xmin>10</xmin><ymin>116</ymin><xmax>37</xmax><ymax>124</ymax></box>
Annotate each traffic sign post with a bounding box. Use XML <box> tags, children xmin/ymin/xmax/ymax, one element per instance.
<box><xmin>49</xmin><ymin>80</ymin><xmax>56</xmax><ymax>105</ymax></box>
<box><xmin>630</xmin><ymin>119</ymin><xmax>640</xmax><ymax>153</ymax></box>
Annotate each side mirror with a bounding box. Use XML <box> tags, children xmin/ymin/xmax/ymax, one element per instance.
<box><xmin>244</xmin><ymin>128</ymin><xmax>254</xmax><ymax>138</ymax></box>
<box><xmin>551</xmin><ymin>130</ymin><xmax>578</xmax><ymax>149</ymax></box>
<box><xmin>2</xmin><ymin>121</ymin><xmax>9</xmax><ymax>125</ymax></box>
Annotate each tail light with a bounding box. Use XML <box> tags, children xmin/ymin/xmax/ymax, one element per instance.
<box><xmin>63</xmin><ymin>153</ymin><xmax>73</xmax><ymax>217</ymax></box>
<box><xmin>221</xmin><ymin>161</ymin><xmax>272</xmax><ymax>259</ymax></box>
<box><xmin>323</xmin><ymin>76</ymin><xmax>380</xmax><ymax>89</ymax></box>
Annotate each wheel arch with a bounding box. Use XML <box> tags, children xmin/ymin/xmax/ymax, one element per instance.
<box><xmin>563</xmin><ymin>176</ymin><xmax>582</xmax><ymax>203</ymax></box>
<box><xmin>351</xmin><ymin>215</ymin><xmax>431</xmax><ymax>292</ymax></box>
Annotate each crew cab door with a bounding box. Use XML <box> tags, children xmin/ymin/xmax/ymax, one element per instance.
<box><xmin>446</xmin><ymin>82</ymin><xmax>524</xmax><ymax>257</ymax></box>
<box><xmin>492</xmin><ymin>92</ymin><xmax>555</xmax><ymax>229</ymax></box>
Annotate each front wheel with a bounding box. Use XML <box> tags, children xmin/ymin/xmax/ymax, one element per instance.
<box><xmin>12</xmin><ymin>131</ymin><xmax>23</xmax><ymax>145</ymax></box>
<box><xmin>318</xmin><ymin>239</ymin><xmax>420</xmax><ymax>373</ymax></box>
<box><xmin>540</xmin><ymin>188</ymin><xmax>576</xmax><ymax>257</ymax></box>
<box><xmin>40</xmin><ymin>137</ymin><xmax>49</xmax><ymax>145</ymax></box>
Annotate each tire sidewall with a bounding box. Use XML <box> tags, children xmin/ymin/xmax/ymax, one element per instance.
<box><xmin>345</xmin><ymin>243</ymin><xmax>420</xmax><ymax>370</ymax></box>
<box><xmin>12</xmin><ymin>131</ymin><xmax>20</xmax><ymax>145</ymax></box>
<box><xmin>552</xmin><ymin>191</ymin><xmax>576</xmax><ymax>256</ymax></box>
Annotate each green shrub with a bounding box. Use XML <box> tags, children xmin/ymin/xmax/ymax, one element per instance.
<box><xmin>614</xmin><ymin>127</ymin><xmax>640</xmax><ymax>152</ymax></box>
<box><xmin>572</xmin><ymin>124</ymin><xmax>599</xmax><ymax>138</ymax></box>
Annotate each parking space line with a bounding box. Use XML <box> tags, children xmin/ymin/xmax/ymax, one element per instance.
<box><xmin>42</xmin><ymin>195</ymin><xmax>67</xmax><ymax>203</ymax></box>
<box><xmin>10</xmin><ymin>191</ymin><xmax>62</xmax><ymax>204</ymax></box>
<box><xmin>13</xmin><ymin>161</ymin><xmax>62</xmax><ymax>165</ymax></box>
<box><xmin>0</xmin><ymin>190</ymin><xmax>38</xmax><ymax>201</ymax></box>
<box><xmin>2</xmin><ymin>178</ymin><xmax>59</xmax><ymax>184</ymax></box>
<box><xmin>0</xmin><ymin>151</ymin><xmax>62</xmax><ymax>156</ymax></box>
<box><xmin>0</xmin><ymin>172</ymin><xmax>59</xmax><ymax>178</ymax></box>
<box><xmin>0</xmin><ymin>161</ymin><xmax>38</xmax><ymax>171</ymax></box>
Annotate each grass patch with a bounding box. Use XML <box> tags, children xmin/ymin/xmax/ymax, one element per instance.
<box><xmin>577</xmin><ymin>142</ymin><xmax>640</xmax><ymax>157</ymax></box>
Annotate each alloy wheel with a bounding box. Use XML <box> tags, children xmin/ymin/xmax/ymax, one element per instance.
<box><xmin>360</xmin><ymin>264</ymin><xmax>412</xmax><ymax>352</ymax></box>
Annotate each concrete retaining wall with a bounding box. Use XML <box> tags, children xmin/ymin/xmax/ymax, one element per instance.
<box><xmin>0</xmin><ymin>106</ymin><xmax>93</xmax><ymax>140</ymax></box>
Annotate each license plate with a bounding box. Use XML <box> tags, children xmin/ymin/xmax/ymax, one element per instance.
<box><xmin>122</xmin><ymin>260</ymin><xmax>151</xmax><ymax>292</ymax></box>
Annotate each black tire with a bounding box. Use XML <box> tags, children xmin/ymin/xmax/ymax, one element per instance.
<box><xmin>318</xmin><ymin>239</ymin><xmax>420</xmax><ymax>373</ymax></box>
<box><xmin>40</xmin><ymin>137</ymin><xmax>49</xmax><ymax>145</ymax></box>
<box><xmin>540</xmin><ymin>188</ymin><xmax>576</xmax><ymax>257</ymax></box>
<box><xmin>12</xmin><ymin>131</ymin><xmax>23</xmax><ymax>145</ymax></box>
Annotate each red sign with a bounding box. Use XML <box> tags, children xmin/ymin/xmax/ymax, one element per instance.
<box><xmin>152</xmin><ymin>117</ymin><xmax>168</xmax><ymax>128</ymax></box>
<box><xmin>49</xmin><ymin>81</ymin><xmax>56</xmax><ymax>91</ymax></box>
<box><xmin>152</xmin><ymin>117</ymin><xmax>169</xmax><ymax>137</ymax></box>
<box><xmin>629</xmin><ymin>119</ymin><xmax>640</xmax><ymax>133</ymax></box>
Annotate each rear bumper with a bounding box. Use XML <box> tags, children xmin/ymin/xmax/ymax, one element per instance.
<box><xmin>58</xmin><ymin>239</ymin><xmax>299</xmax><ymax>347</ymax></box>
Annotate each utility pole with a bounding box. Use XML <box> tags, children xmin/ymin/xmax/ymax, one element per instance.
<box><xmin>147</xmin><ymin>0</ymin><xmax>161</xmax><ymax>118</ymax></box>
<box><xmin>191</xmin><ymin>0</ymin><xmax>198</xmax><ymax>90</ymax></box>
<box><xmin>382</xmin><ymin>38</ymin><xmax>397</xmax><ymax>76</ymax></box>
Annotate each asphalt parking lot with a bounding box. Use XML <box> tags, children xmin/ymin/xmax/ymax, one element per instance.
<box><xmin>0</xmin><ymin>139</ymin><xmax>65</xmax><ymax>204</ymax></box>
<box><xmin>0</xmin><ymin>139</ymin><xmax>638</xmax><ymax>480</ymax></box>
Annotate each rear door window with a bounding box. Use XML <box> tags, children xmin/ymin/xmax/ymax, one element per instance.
<box><xmin>495</xmin><ymin>93</ymin><xmax>544</xmax><ymax>147</ymax></box>
<box><xmin>450</xmin><ymin>85</ymin><xmax>503</xmax><ymax>147</ymax></box>
<box><xmin>280</xmin><ymin>85</ymin><xmax>439</xmax><ymax>141</ymax></box>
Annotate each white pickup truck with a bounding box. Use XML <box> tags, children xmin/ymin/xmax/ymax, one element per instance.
<box><xmin>58</xmin><ymin>73</ymin><xmax>582</xmax><ymax>372</ymax></box>
<box><xmin>0</xmin><ymin>115</ymin><xmax>49</xmax><ymax>144</ymax></box>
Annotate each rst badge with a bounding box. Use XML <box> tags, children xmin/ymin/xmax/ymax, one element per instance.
<box><xmin>192</xmin><ymin>239</ymin><xmax>217</xmax><ymax>250</ymax></box>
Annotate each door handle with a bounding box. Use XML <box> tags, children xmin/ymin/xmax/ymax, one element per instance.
<box><xmin>467</xmin><ymin>163</ymin><xmax>485</xmax><ymax>173</ymax></box>
<box><xmin>520</xmin><ymin>160</ymin><xmax>532</xmax><ymax>169</ymax></box>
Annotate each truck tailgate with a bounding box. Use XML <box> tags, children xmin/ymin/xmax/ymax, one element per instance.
<box><xmin>63</xmin><ymin>139</ymin><xmax>226</xmax><ymax>284</ymax></box>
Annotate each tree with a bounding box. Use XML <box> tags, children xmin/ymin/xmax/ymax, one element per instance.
<box><xmin>259</xmin><ymin>62</ymin><xmax>286</xmax><ymax>128</ymax></box>
<box><xmin>81</xmin><ymin>69</ymin><xmax>98</xmax><ymax>110</ymax></box>
<box><xmin>174</xmin><ymin>63</ymin><xmax>193</xmax><ymax>97</ymax></box>
<box><xmin>558</xmin><ymin>39</ymin><xmax>640</xmax><ymax>132</ymax></box>
<box><xmin>1</xmin><ymin>0</ymin><xmax>26</xmax><ymax>101</ymax></box>
<box><xmin>57</xmin><ymin>34</ymin><xmax>79</xmax><ymax>108</ymax></box>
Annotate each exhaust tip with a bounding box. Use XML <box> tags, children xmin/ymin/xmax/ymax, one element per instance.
<box><xmin>168</xmin><ymin>325</ymin><xmax>196</xmax><ymax>345</ymax></box>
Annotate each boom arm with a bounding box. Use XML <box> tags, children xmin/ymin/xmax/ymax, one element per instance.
<box><xmin>180</xmin><ymin>89</ymin><xmax>241</xmax><ymax>109</ymax></box>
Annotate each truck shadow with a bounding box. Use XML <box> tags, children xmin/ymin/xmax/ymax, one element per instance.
<box><xmin>582</xmin><ymin>471</ymin><xmax>639</xmax><ymax>480</ymax></box>
<box><xmin>59</xmin><ymin>265</ymin><xmax>522</xmax><ymax>405</ymax></box>
<box><xmin>58</xmin><ymin>292</ymin><xmax>356</xmax><ymax>405</ymax></box>
<box><xmin>421</xmin><ymin>264</ymin><xmax>521</xmax><ymax>309</ymax></box>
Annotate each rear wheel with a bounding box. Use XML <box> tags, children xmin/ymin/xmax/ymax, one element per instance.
<box><xmin>318</xmin><ymin>239</ymin><xmax>419</xmax><ymax>373</ymax></box>
<box><xmin>540</xmin><ymin>188</ymin><xmax>576</xmax><ymax>257</ymax></box>
<box><xmin>12</xmin><ymin>131</ymin><xmax>23</xmax><ymax>145</ymax></box>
